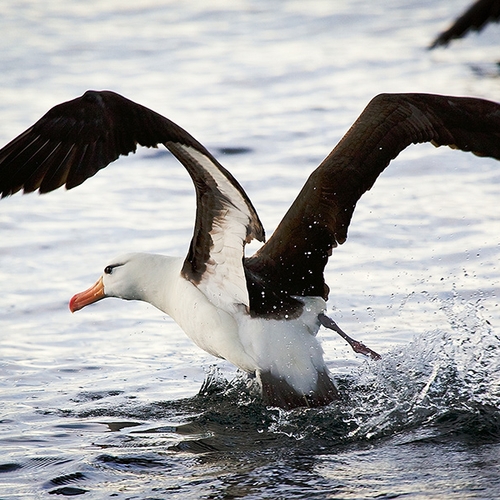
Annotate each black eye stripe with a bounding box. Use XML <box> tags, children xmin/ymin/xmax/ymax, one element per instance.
<box><xmin>104</xmin><ymin>264</ymin><xmax>121</xmax><ymax>275</ymax></box>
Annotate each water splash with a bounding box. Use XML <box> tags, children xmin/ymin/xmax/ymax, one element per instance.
<box><xmin>189</xmin><ymin>297</ymin><xmax>499</xmax><ymax>444</ymax></box>
<box><xmin>64</xmin><ymin>296</ymin><xmax>499</xmax><ymax>452</ymax></box>
<box><xmin>344</xmin><ymin>296</ymin><xmax>500</xmax><ymax>442</ymax></box>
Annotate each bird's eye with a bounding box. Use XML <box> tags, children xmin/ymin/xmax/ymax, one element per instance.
<box><xmin>104</xmin><ymin>265</ymin><xmax>114</xmax><ymax>275</ymax></box>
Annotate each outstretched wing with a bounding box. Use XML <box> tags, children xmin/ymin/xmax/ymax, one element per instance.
<box><xmin>430</xmin><ymin>0</ymin><xmax>500</xmax><ymax>48</ymax></box>
<box><xmin>0</xmin><ymin>90</ymin><xmax>264</xmax><ymax>311</ymax></box>
<box><xmin>245</xmin><ymin>93</ymin><xmax>500</xmax><ymax>315</ymax></box>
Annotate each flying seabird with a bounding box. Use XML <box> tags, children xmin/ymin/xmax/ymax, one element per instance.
<box><xmin>430</xmin><ymin>0</ymin><xmax>500</xmax><ymax>48</ymax></box>
<box><xmin>1</xmin><ymin>91</ymin><xmax>499</xmax><ymax>409</ymax></box>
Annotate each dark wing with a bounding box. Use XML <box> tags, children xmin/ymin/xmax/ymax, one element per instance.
<box><xmin>430</xmin><ymin>0</ymin><xmax>500</xmax><ymax>48</ymax></box>
<box><xmin>0</xmin><ymin>90</ymin><xmax>264</xmax><ymax>306</ymax></box>
<box><xmin>245</xmin><ymin>93</ymin><xmax>500</xmax><ymax>316</ymax></box>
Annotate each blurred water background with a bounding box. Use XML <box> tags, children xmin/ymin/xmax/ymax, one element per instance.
<box><xmin>0</xmin><ymin>0</ymin><xmax>499</xmax><ymax>498</ymax></box>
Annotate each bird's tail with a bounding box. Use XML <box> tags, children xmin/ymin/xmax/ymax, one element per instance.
<box><xmin>258</xmin><ymin>368</ymin><xmax>338</xmax><ymax>409</ymax></box>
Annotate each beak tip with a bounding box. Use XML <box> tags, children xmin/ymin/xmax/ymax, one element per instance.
<box><xmin>69</xmin><ymin>294</ymin><xmax>80</xmax><ymax>313</ymax></box>
<box><xmin>69</xmin><ymin>276</ymin><xmax>105</xmax><ymax>313</ymax></box>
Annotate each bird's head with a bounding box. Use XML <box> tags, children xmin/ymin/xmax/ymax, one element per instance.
<box><xmin>69</xmin><ymin>253</ymin><xmax>150</xmax><ymax>312</ymax></box>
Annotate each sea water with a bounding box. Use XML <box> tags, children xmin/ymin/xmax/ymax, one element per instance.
<box><xmin>0</xmin><ymin>0</ymin><xmax>499</xmax><ymax>497</ymax></box>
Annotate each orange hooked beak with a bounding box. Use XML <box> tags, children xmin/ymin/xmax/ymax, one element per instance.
<box><xmin>69</xmin><ymin>276</ymin><xmax>105</xmax><ymax>313</ymax></box>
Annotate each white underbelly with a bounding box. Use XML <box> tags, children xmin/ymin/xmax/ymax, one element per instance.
<box><xmin>168</xmin><ymin>277</ymin><xmax>328</xmax><ymax>395</ymax></box>
<box><xmin>168</xmin><ymin>277</ymin><xmax>258</xmax><ymax>372</ymax></box>
<box><xmin>236</xmin><ymin>296</ymin><xmax>328</xmax><ymax>395</ymax></box>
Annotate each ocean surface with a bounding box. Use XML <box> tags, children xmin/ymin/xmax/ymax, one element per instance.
<box><xmin>1</xmin><ymin>0</ymin><xmax>500</xmax><ymax>498</ymax></box>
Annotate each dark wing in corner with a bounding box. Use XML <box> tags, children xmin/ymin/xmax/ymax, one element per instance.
<box><xmin>430</xmin><ymin>0</ymin><xmax>500</xmax><ymax>48</ymax></box>
<box><xmin>245</xmin><ymin>93</ymin><xmax>500</xmax><ymax>315</ymax></box>
<box><xmin>0</xmin><ymin>90</ymin><xmax>264</xmax><ymax>294</ymax></box>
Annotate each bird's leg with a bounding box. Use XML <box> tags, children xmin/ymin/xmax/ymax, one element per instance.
<box><xmin>318</xmin><ymin>313</ymin><xmax>381</xmax><ymax>360</ymax></box>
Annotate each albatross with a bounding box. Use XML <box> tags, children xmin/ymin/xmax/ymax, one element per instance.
<box><xmin>1</xmin><ymin>91</ymin><xmax>500</xmax><ymax>409</ymax></box>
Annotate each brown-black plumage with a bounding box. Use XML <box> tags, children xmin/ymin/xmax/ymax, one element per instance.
<box><xmin>0</xmin><ymin>90</ymin><xmax>264</xmax><ymax>288</ymax></box>
<box><xmin>245</xmin><ymin>93</ymin><xmax>500</xmax><ymax>315</ymax></box>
